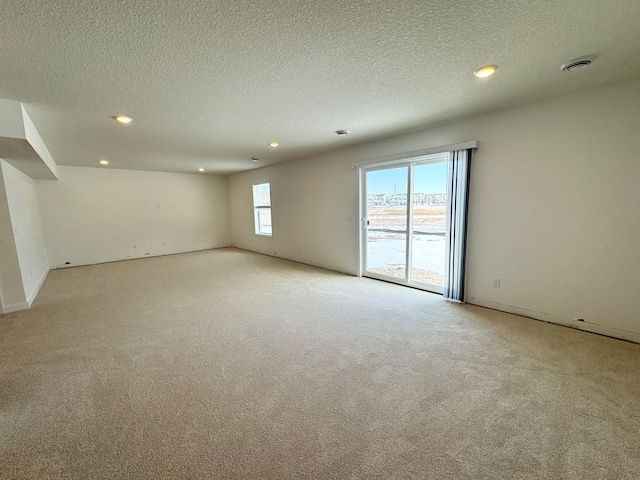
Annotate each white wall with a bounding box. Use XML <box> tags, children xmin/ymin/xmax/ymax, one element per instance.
<box><xmin>0</xmin><ymin>99</ymin><xmax>25</xmax><ymax>138</ymax></box>
<box><xmin>0</xmin><ymin>162</ymin><xmax>28</xmax><ymax>313</ymax></box>
<box><xmin>21</xmin><ymin>104</ymin><xmax>58</xmax><ymax>178</ymax></box>
<box><xmin>228</xmin><ymin>79</ymin><xmax>640</xmax><ymax>340</ymax></box>
<box><xmin>1</xmin><ymin>161</ymin><xmax>49</xmax><ymax>305</ymax></box>
<box><xmin>229</xmin><ymin>155</ymin><xmax>357</xmax><ymax>274</ymax></box>
<box><xmin>37</xmin><ymin>166</ymin><xmax>230</xmax><ymax>268</ymax></box>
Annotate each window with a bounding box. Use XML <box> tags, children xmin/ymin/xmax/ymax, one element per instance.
<box><xmin>252</xmin><ymin>182</ymin><xmax>272</xmax><ymax>236</ymax></box>
<box><xmin>360</xmin><ymin>153</ymin><xmax>449</xmax><ymax>293</ymax></box>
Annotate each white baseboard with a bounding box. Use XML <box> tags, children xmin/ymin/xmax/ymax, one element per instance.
<box><xmin>0</xmin><ymin>268</ymin><xmax>49</xmax><ymax>315</ymax></box>
<box><xmin>234</xmin><ymin>246</ymin><xmax>356</xmax><ymax>277</ymax></box>
<box><xmin>2</xmin><ymin>301</ymin><xmax>30</xmax><ymax>314</ymax></box>
<box><xmin>52</xmin><ymin>247</ymin><xmax>228</xmax><ymax>270</ymax></box>
<box><xmin>26</xmin><ymin>268</ymin><xmax>50</xmax><ymax>306</ymax></box>
<box><xmin>468</xmin><ymin>298</ymin><xmax>640</xmax><ymax>344</ymax></box>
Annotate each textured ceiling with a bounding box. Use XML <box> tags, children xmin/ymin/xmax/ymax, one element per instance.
<box><xmin>1</xmin><ymin>0</ymin><xmax>639</xmax><ymax>175</ymax></box>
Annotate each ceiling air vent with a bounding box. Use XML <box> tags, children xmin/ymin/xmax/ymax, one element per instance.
<box><xmin>561</xmin><ymin>55</ymin><xmax>595</xmax><ymax>72</ymax></box>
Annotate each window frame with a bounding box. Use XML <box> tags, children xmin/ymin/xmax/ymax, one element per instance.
<box><xmin>252</xmin><ymin>181</ymin><xmax>272</xmax><ymax>237</ymax></box>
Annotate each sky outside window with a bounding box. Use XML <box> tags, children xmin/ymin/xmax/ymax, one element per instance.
<box><xmin>367</xmin><ymin>163</ymin><xmax>447</xmax><ymax>195</ymax></box>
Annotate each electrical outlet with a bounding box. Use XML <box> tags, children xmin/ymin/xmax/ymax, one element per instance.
<box><xmin>493</xmin><ymin>278</ymin><xmax>501</xmax><ymax>288</ymax></box>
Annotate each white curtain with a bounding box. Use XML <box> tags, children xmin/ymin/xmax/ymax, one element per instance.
<box><xmin>443</xmin><ymin>149</ymin><xmax>472</xmax><ymax>302</ymax></box>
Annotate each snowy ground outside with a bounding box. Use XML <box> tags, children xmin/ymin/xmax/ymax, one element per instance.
<box><xmin>366</xmin><ymin>231</ymin><xmax>445</xmax><ymax>285</ymax></box>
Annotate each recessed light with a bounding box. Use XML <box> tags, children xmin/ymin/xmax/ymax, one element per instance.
<box><xmin>251</xmin><ymin>157</ymin><xmax>259</xmax><ymax>162</ymax></box>
<box><xmin>335</xmin><ymin>130</ymin><xmax>350</xmax><ymax>136</ymax></box>
<box><xmin>473</xmin><ymin>65</ymin><xmax>498</xmax><ymax>78</ymax></box>
<box><xmin>114</xmin><ymin>115</ymin><xmax>133</xmax><ymax>124</ymax></box>
<box><xmin>99</xmin><ymin>159</ymin><xmax>109</xmax><ymax>165</ymax></box>
<box><xmin>268</xmin><ymin>142</ymin><xmax>279</xmax><ymax>147</ymax></box>
<box><xmin>198</xmin><ymin>168</ymin><xmax>205</xmax><ymax>172</ymax></box>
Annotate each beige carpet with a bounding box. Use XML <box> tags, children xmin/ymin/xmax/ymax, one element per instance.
<box><xmin>1</xmin><ymin>248</ymin><xmax>639</xmax><ymax>479</ymax></box>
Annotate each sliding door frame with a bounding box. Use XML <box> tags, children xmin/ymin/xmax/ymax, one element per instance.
<box><xmin>358</xmin><ymin>152</ymin><xmax>450</xmax><ymax>294</ymax></box>
<box><xmin>359</xmin><ymin>163</ymin><xmax>411</xmax><ymax>284</ymax></box>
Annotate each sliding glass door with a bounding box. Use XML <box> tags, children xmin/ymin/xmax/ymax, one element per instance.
<box><xmin>362</xmin><ymin>154</ymin><xmax>448</xmax><ymax>293</ymax></box>
<box><xmin>410</xmin><ymin>162</ymin><xmax>448</xmax><ymax>289</ymax></box>
<box><xmin>365</xmin><ymin>166</ymin><xmax>408</xmax><ymax>280</ymax></box>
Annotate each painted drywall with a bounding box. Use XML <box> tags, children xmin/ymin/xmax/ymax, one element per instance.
<box><xmin>0</xmin><ymin>99</ymin><xmax>25</xmax><ymax>138</ymax></box>
<box><xmin>21</xmin><ymin>105</ymin><xmax>58</xmax><ymax>178</ymax></box>
<box><xmin>0</xmin><ymin>162</ymin><xmax>29</xmax><ymax>313</ymax></box>
<box><xmin>0</xmin><ymin>100</ymin><xmax>57</xmax><ymax>180</ymax></box>
<box><xmin>1</xmin><ymin>160</ymin><xmax>49</xmax><ymax>306</ymax></box>
<box><xmin>37</xmin><ymin>167</ymin><xmax>230</xmax><ymax>268</ymax></box>
<box><xmin>229</xmin><ymin>79</ymin><xmax>640</xmax><ymax>338</ymax></box>
<box><xmin>229</xmin><ymin>155</ymin><xmax>358</xmax><ymax>275</ymax></box>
